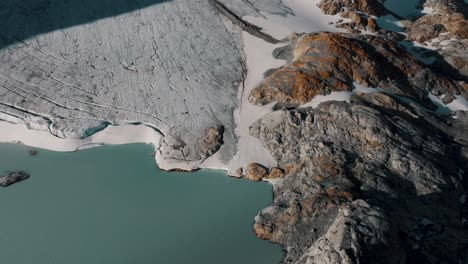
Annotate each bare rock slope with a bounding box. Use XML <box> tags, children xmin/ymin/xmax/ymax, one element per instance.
<box><xmin>245</xmin><ymin>1</ymin><xmax>468</xmax><ymax>263</ymax></box>
<box><xmin>252</xmin><ymin>94</ymin><xmax>468</xmax><ymax>263</ymax></box>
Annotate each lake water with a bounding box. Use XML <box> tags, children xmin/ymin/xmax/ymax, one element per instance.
<box><xmin>0</xmin><ymin>143</ymin><xmax>283</xmax><ymax>264</ymax></box>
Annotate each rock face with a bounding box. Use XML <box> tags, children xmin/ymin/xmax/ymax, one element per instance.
<box><xmin>246</xmin><ymin>1</ymin><xmax>468</xmax><ymax>262</ymax></box>
<box><xmin>249</xmin><ymin>32</ymin><xmax>464</xmax><ymax>107</ymax></box>
<box><xmin>0</xmin><ymin>171</ymin><xmax>30</xmax><ymax>187</ymax></box>
<box><xmin>251</xmin><ymin>94</ymin><xmax>468</xmax><ymax>263</ymax></box>
<box><xmin>431</xmin><ymin>38</ymin><xmax>468</xmax><ymax>79</ymax></box>
<box><xmin>401</xmin><ymin>0</ymin><xmax>468</xmax><ymax>80</ymax></box>
<box><xmin>406</xmin><ymin>12</ymin><xmax>467</xmax><ymax>43</ymax></box>
<box><xmin>198</xmin><ymin>126</ymin><xmax>225</xmax><ymax>159</ymax></box>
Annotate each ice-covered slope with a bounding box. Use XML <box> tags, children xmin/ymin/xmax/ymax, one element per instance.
<box><xmin>0</xmin><ymin>0</ymin><xmax>288</xmax><ymax>169</ymax></box>
<box><xmin>0</xmin><ymin>0</ymin><xmax>345</xmax><ymax>172</ymax></box>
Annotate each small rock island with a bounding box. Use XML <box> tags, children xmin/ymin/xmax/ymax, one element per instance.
<box><xmin>0</xmin><ymin>171</ymin><xmax>30</xmax><ymax>187</ymax></box>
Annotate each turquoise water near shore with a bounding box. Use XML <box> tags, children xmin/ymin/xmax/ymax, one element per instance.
<box><xmin>0</xmin><ymin>143</ymin><xmax>283</xmax><ymax>264</ymax></box>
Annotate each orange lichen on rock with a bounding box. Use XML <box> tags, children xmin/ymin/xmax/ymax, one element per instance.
<box><xmin>244</xmin><ymin>163</ymin><xmax>268</xmax><ymax>181</ymax></box>
<box><xmin>265</xmin><ymin>167</ymin><xmax>285</xmax><ymax>179</ymax></box>
<box><xmin>249</xmin><ymin>32</ymin><xmax>464</xmax><ymax>107</ymax></box>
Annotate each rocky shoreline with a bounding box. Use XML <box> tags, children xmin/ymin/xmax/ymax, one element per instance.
<box><xmin>238</xmin><ymin>0</ymin><xmax>468</xmax><ymax>263</ymax></box>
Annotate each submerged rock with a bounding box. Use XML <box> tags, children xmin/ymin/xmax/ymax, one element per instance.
<box><xmin>0</xmin><ymin>171</ymin><xmax>30</xmax><ymax>187</ymax></box>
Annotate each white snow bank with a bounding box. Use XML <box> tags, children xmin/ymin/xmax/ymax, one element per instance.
<box><xmin>244</xmin><ymin>0</ymin><xmax>346</xmax><ymax>39</ymax></box>
<box><xmin>353</xmin><ymin>83</ymin><xmax>380</xmax><ymax>94</ymax></box>
<box><xmin>428</xmin><ymin>93</ymin><xmax>468</xmax><ymax>115</ymax></box>
<box><xmin>375</xmin><ymin>14</ymin><xmax>404</xmax><ymax>32</ymax></box>
<box><xmin>299</xmin><ymin>92</ymin><xmax>352</xmax><ymax>108</ymax></box>
<box><xmin>447</xmin><ymin>96</ymin><xmax>468</xmax><ymax>112</ymax></box>
<box><xmin>421</xmin><ymin>7</ymin><xmax>434</xmax><ymax>15</ymax></box>
<box><xmin>204</xmin><ymin>0</ymin><xmax>349</xmax><ymax>176</ymax></box>
<box><xmin>202</xmin><ymin>32</ymin><xmax>287</xmax><ymax>175</ymax></box>
<box><xmin>299</xmin><ymin>83</ymin><xmax>382</xmax><ymax>109</ymax></box>
<box><xmin>0</xmin><ymin>121</ymin><xmax>162</xmax><ymax>151</ymax></box>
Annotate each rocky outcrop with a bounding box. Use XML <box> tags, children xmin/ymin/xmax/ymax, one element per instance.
<box><xmin>335</xmin><ymin>11</ymin><xmax>380</xmax><ymax>33</ymax></box>
<box><xmin>244</xmin><ymin>163</ymin><xmax>268</xmax><ymax>182</ymax></box>
<box><xmin>197</xmin><ymin>126</ymin><xmax>224</xmax><ymax>159</ymax></box>
<box><xmin>424</xmin><ymin>0</ymin><xmax>468</xmax><ymax>16</ymax></box>
<box><xmin>247</xmin><ymin>2</ymin><xmax>468</xmax><ymax>262</ymax></box>
<box><xmin>431</xmin><ymin>38</ymin><xmax>468</xmax><ymax>78</ymax></box>
<box><xmin>401</xmin><ymin>0</ymin><xmax>468</xmax><ymax>79</ymax></box>
<box><xmin>0</xmin><ymin>171</ymin><xmax>30</xmax><ymax>187</ymax></box>
<box><xmin>250</xmin><ymin>94</ymin><xmax>468</xmax><ymax>263</ymax></box>
<box><xmin>249</xmin><ymin>32</ymin><xmax>465</xmax><ymax>107</ymax></box>
<box><xmin>405</xmin><ymin>12</ymin><xmax>467</xmax><ymax>43</ymax></box>
<box><xmin>318</xmin><ymin>0</ymin><xmax>388</xmax><ymax>16</ymax></box>
<box><xmin>265</xmin><ymin>167</ymin><xmax>285</xmax><ymax>180</ymax></box>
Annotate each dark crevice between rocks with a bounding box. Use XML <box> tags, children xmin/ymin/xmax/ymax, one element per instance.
<box><xmin>211</xmin><ymin>0</ymin><xmax>283</xmax><ymax>44</ymax></box>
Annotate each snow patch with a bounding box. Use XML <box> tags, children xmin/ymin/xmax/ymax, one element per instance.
<box><xmin>299</xmin><ymin>92</ymin><xmax>352</xmax><ymax>108</ymax></box>
<box><xmin>0</xmin><ymin>121</ymin><xmax>162</xmax><ymax>152</ymax></box>
<box><xmin>428</xmin><ymin>93</ymin><xmax>468</xmax><ymax>115</ymax></box>
<box><xmin>244</xmin><ymin>0</ymin><xmax>346</xmax><ymax>39</ymax></box>
<box><xmin>298</xmin><ymin>83</ymin><xmax>384</xmax><ymax>109</ymax></box>
<box><xmin>421</xmin><ymin>7</ymin><xmax>433</xmax><ymax>15</ymax></box>
<box><xmin>202</xmin><ymin>32</ymin><xmax>287</xmax><ymax>175</ymax></box>
<box><xmin>353</xmin><ymin>83</ymin><xmax>380</xmax><ymax>94</ymax></box>
<box><xmin>375</xmin><ymin>15</ymin><xmax>404</xmax><ymax>32</ymax></box>
<box><xmin>447</xmin><ymin>96</ymin><xmax>468</xmax><ymax>112</ymax></box>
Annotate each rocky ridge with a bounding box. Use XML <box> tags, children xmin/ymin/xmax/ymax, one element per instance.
<box><xmin>243</xmin><ymin>0</ymin><xmax>468</xmax><ymax>263</ymax></box>
<box><xmin>249</xmin><ymin>32</ymin><xmax>465</xmax><ymax>108</ymax></box>
<box><xmin>250</xmin><ymin>95</ymin><xmax>467</xmax><ymax>263</ymax></box>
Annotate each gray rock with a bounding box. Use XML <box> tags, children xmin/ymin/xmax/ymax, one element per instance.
<box><xmin>0</xmin><ymin>171</ymin><xmax>30</xmax><ymax>187</ymax></box>
<box><xmin>251</xmin><ymin>94</ymin><xmax>468</xmax><ymax>263</ymax></box>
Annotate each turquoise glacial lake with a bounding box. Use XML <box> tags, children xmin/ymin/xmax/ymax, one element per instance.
<box><xmin>0</xmin><ymin>143</ymin><xmax>283</xmax><ymax>264</ymax></box>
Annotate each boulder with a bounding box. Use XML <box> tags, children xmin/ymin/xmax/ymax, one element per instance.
<box><xmin>244</xmin><ymin>163</ymin><xmax>268</xmax><ymax>182</ymax></box>
<box><xmin>0</xmin><ymin>171</ymin><xmax>30</xmax><ymax>187</ymax></box>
